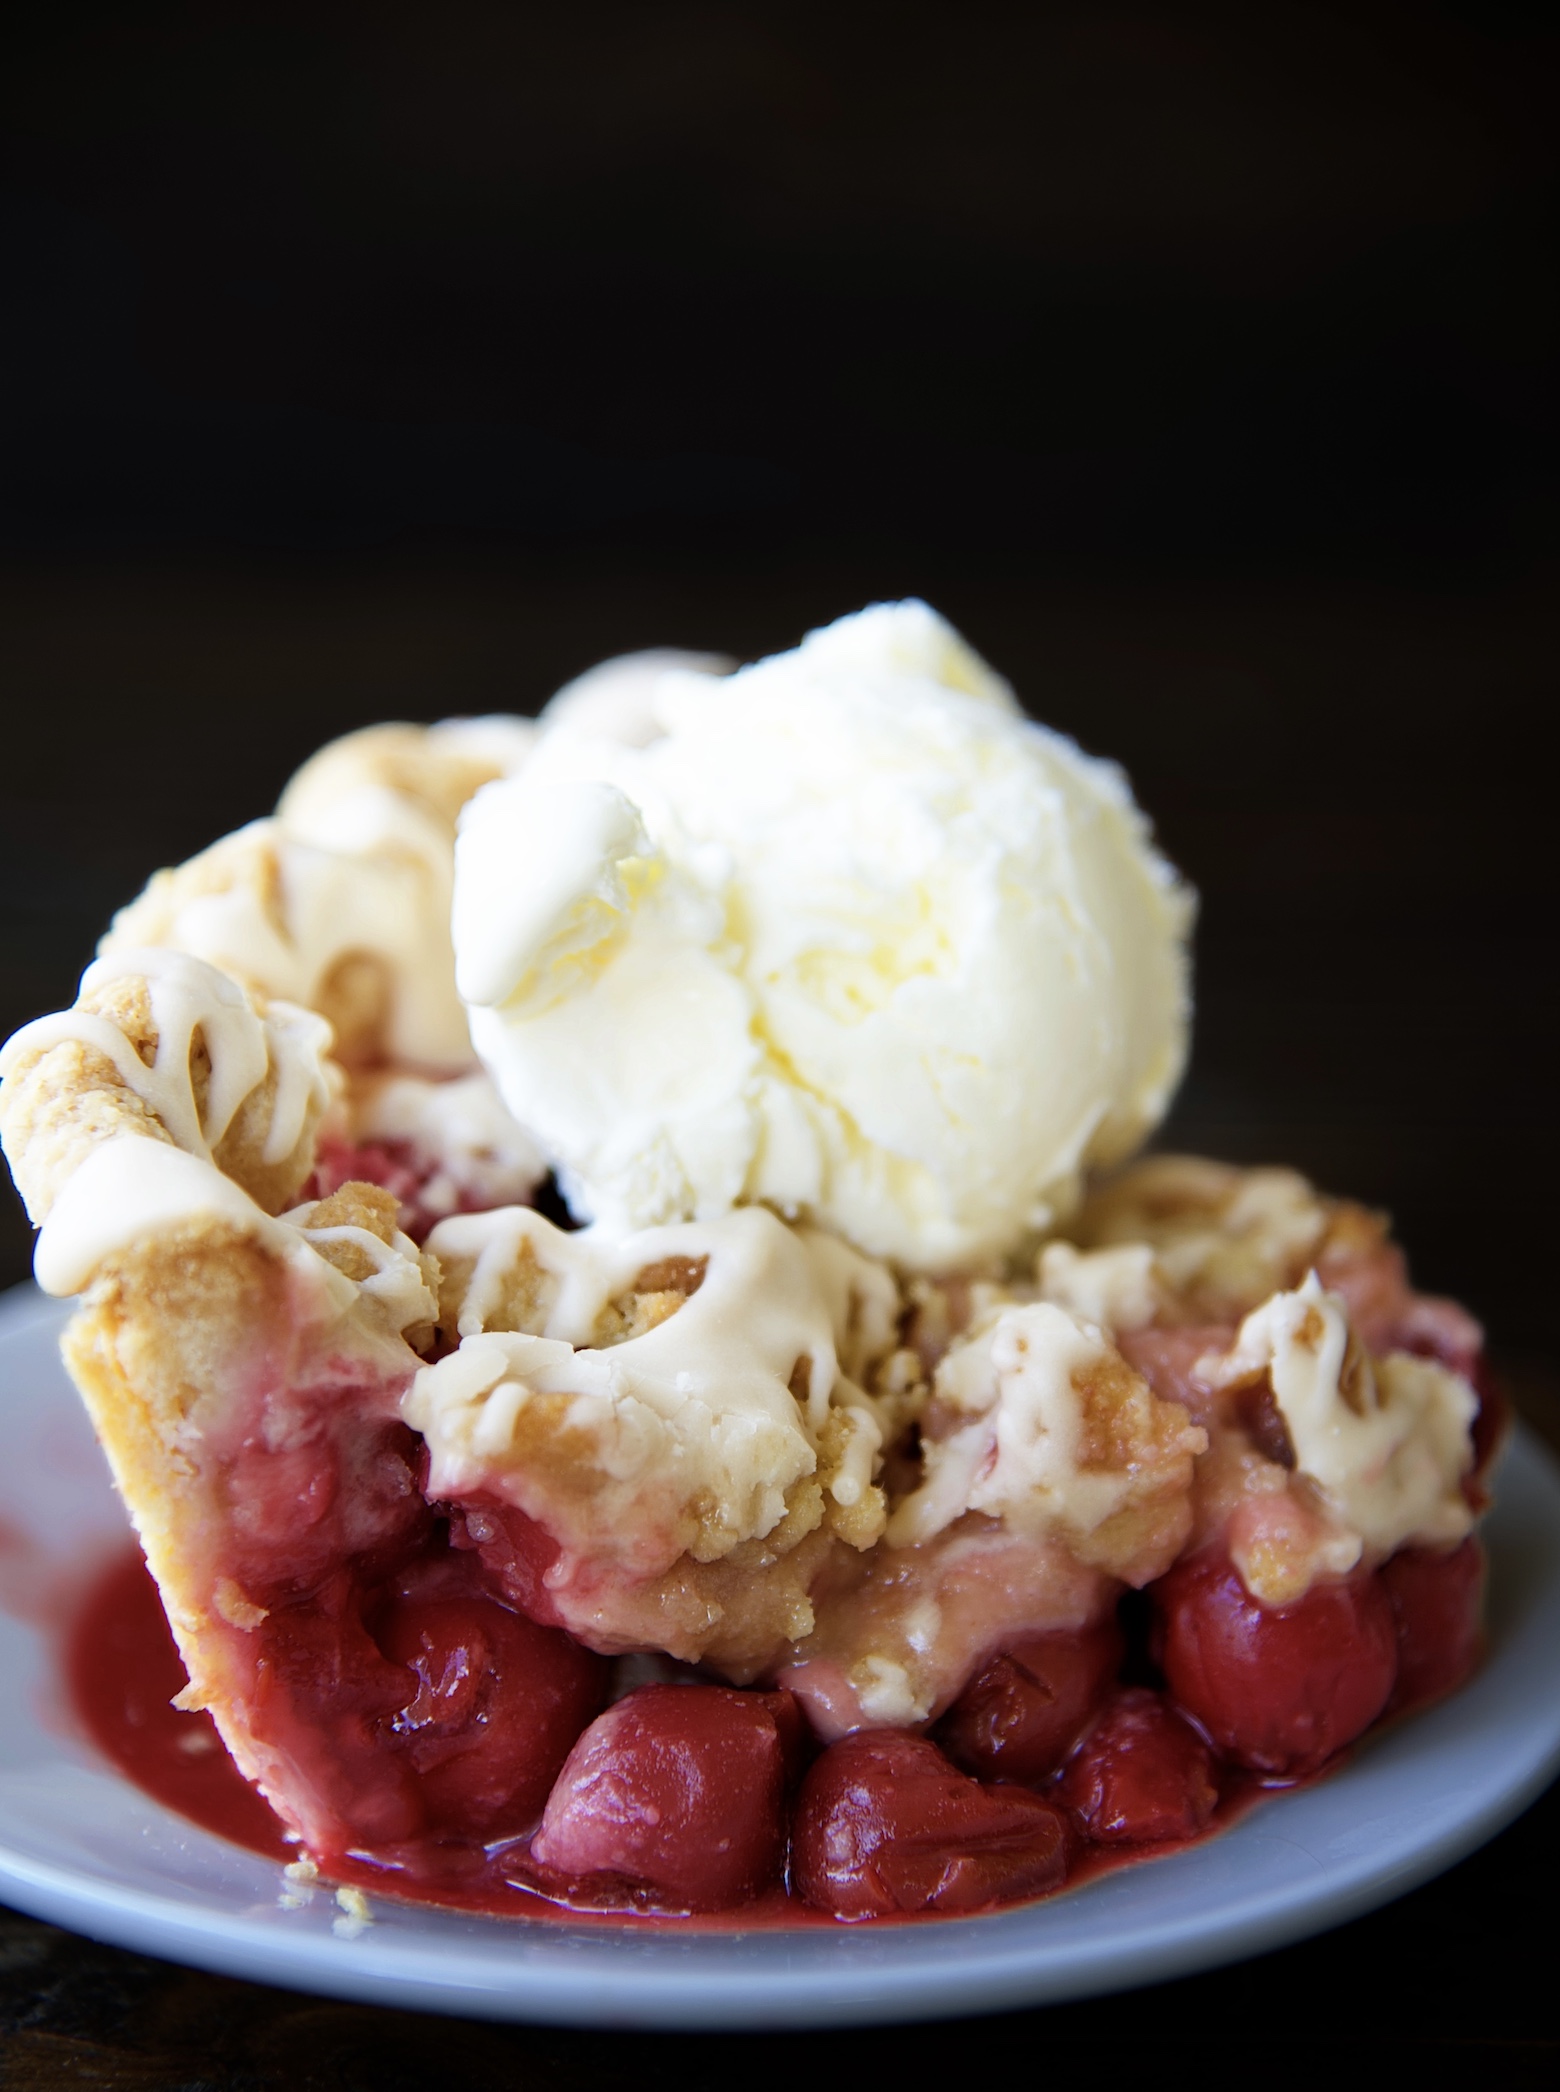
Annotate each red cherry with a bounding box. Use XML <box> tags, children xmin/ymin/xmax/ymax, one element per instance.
<box><xmin>792</xmin><ymin>1730</ymin><xmax>1068</xmax><ymax>1921</ymax></box>
<box><xmin>377</xmin><ymin>1586</ymin><xmax>608</xmax><ymax>1839</ymax></box>
<box><xmin>251</xmin><ymin>1585</ymin><xmax>427</xmax><ymax>1850</ymax></box>
<box><xmin>1057</xmin><ymin>1689</ymin><xmax>1219</xmax><ymax>1844</ymax></box>
<box><xmin>1381</xmin><ymin>1537</ymin><xmax>1486</xmax><ymax>1713</ymax></box>
<box><xmin>937</xmin><ymin>1620</ymin><xmax>1122</xmax><ymax>1784</ymax></box>
<box><xmin>1154</xmin><ymin>1551</ymin><xmax>1397</xmax><ymax>1777</ymax></box>
<box><xmin>448</xmin><ymin>1494</ymin><xmax>568</xmax><ymax>1630</ymax></box>
<box><xmin>529</xmin><ymin>1684</ymin><xmax>794</xmax><ymax>1911</ymax></box>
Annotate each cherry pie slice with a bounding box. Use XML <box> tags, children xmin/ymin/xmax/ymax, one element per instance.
<box><xmin>0</xmin><ymin>715</ymin><xmax>1503</xmax><ymax>1923</ymax></box>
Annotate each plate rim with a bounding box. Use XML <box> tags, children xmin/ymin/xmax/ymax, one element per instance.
<box><xmin>2</xmin><ymin>1280</ymin><xmax>1559</xmax><ymax>2029</ymax></box>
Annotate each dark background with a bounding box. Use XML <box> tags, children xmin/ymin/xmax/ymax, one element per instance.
<box><xmin>2</xmin><ymin>3</ymin><xmax>1558</xmax><ymax>2081</ymax></box>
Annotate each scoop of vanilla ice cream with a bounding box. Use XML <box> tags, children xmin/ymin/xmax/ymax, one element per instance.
<box><xmin>453</xmin><ymin>601</ymin><xmax>1193</xmax><ymax>1271</ymax></box>
<box><xmin>540</xmin><ymin>648</ymin><xmax>734</xmax><ymax>748</ymax></box>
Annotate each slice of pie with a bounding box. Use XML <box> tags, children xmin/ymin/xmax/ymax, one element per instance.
<box><xmin>0</xmin><ymin>642</ymin><xmax>1504</xmax><ymax>1922</ymax></box>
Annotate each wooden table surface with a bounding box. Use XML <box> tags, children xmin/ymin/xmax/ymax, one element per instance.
<box><xmin>2</xmin><ymin>561</ymin><xmax>1556</xmax><ymax>2085</ymax></box>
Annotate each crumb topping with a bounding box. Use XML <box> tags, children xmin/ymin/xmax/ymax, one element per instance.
<box><xmin>887</xmin><ymin>1301</ymin><xmax>1206</xmax><ymax>1587</ymax></box>
<box><xmin>404</xmin><ymin>1206</ymin><xmax>888</xmax><ymax>1665</ymax></box>
<box><xmin>0</xmin><ymin>950</ymin><xmax>342</xmax><ymax>1301</ymax></box>
<box><xmin>1036</xmin><ymin>1240</ymin><xmax>1165</xmax><ymax>1333</ymax></box>
<box><xmin>0</xmin><ymin>949</ymin><xmax>333</xmax><ymax>1227</ymax></box>
<box><xmin>1197</xmin><ymin>1272</ymin><xmax>1476</xmax><ymax>1582</ymax></box>
<box><xmin>100</xmin><ymin>717</ymin><xmax>532</xmax><ymax>1073</ymax></box>
<box><xmin>1074</xmin><ymin>1154</ymin><xmax>1338</xmax><ymax>1318</ymax></box>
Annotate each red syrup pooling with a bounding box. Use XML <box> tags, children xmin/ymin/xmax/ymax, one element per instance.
<box><xmin>61</xmin><ymin>1543</ymin><xmax>1448</xmax><ymax>1932</ymax></box>
<box><xmin>68</xmin><ymin>1549</ymin><xmax>291</xmax><ymax>1862</ymax></box>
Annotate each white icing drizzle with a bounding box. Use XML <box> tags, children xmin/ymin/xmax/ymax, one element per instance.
<box><xmin>31</xmin><ymin>1139</ymin><xmax>441</xmax><ymax>1331</ymax></box>
<box><xmin>1199</xmin><ymin>1272</ymin><xmax>1476</xmax><ymax>1562</ymax></box>
<box><xmin>796</xmin><ymin>1227</ymin><xmax>902</xmax><ymax>1386</ymax></box>
<box><xmin>258</xmin><ymin>1000</ymin><xmax>338</xmax><ymax>1165</ymax></box>
<box><xmin>886</xmin><ymin>1299</ymin><xmax>1205</xmax><ymax>1583</ymax></box>
<box><xmin>281</xmin><ymin>1217</ymin><xmax>439</xmax><ymax>1332</ymax></box>
<box><xmin>1037</xmin><ymin>1240</ymin><xmax>1163</xmax><ymax>1334</ymax></box>
<box><xmin>3</xmin><ymin>950</ymin><xmax>342</xmax><ymax>1300</ymax></box>
<box><xmin>0</xmin><ymin>949</ymin><xmax>332</xmax><ymax>1172</ymax></box>
<box><xmin>31</xmin><ymin>1139</ymin><xmax>279</xmax><ymax>1296</ymax></box>
<box><xmin>425</xmin><ymin>1202</ymin><xmax>837</xmax><ymax>1424</ymax></box>
<box><xmin>407</xmin><ymin>1206</ymin><xmax>878</xmax><ymax>1578</ymax></box>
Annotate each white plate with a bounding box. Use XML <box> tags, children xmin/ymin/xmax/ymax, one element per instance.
<box><xmin>2</xmin><ymin>1281</ymin><xmax>1558</xmax><ymax>2029</ymax></box>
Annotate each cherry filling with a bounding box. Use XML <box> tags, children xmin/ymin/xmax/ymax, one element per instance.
<box><xmin>237</xmin><ymin>1534</ymin><xmax>610</xmax><ymax>1858</ymax></box>
<box><xmin>304</xmin><ymin>1136</ymin><xmax>443</xmax><ymax>1240</ymax></box>
<box><xmin>374</xmin><ymin>1562</ymin><xmax>609</xmax><ymax>1838</ymax></box>
<box><xmin>935</xmin><ymin>1619</ymin><xmax>1124</xmax><ymax>1783</ymax></box>
<box><xmin>1056</xmin><ymin>1689</ymin><xmax>1219</xmax><ymax>1844</ymax></box>
<box><xmin>308</xmin><ymin>1134</ymin><xmax>422</xmax><ymax>1210</ymax></box>
<box><xmin>66</xmin><ymin>1256</ymin><xmax>1494</xmax><ymax>1919</ymax></box>
<box><xmin>72</xmin><ymin>1518</ymin><xmax>1487</xmax><ymax>1922</ymax></box>
<box><xmin>303</xmin><ymin>1134</ymin><xmax>526</xmax><ymax>1243</ymax></box>
<box><xmin>199</xmin><ymin>1378</ymin><xmax>609</xmax><ymax>1863</ymax></box>
<box><xmin>445</xmin><ymin>1494</ymin><xmax>570</xmax><ymax>1629</ymax></box>
<box><xmin>525</xmin><ymin>1685</ymin><xmax>802</xmax><ymax>1912</ymax></box>
<box><xmin>1152</xmin><ymin>1549</ymin><xmax>1398</xmax><ymax>1777</ymax></box>
<box><xmin>792</xmin><ymin>1731</ymin><xmax>1070</xmax><ymax>1920</ymax></box>
<box><xmin>1381</xmin><ymin>1536</ymin><xmax>1486</xmax><ymax>1714</ymax></box>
